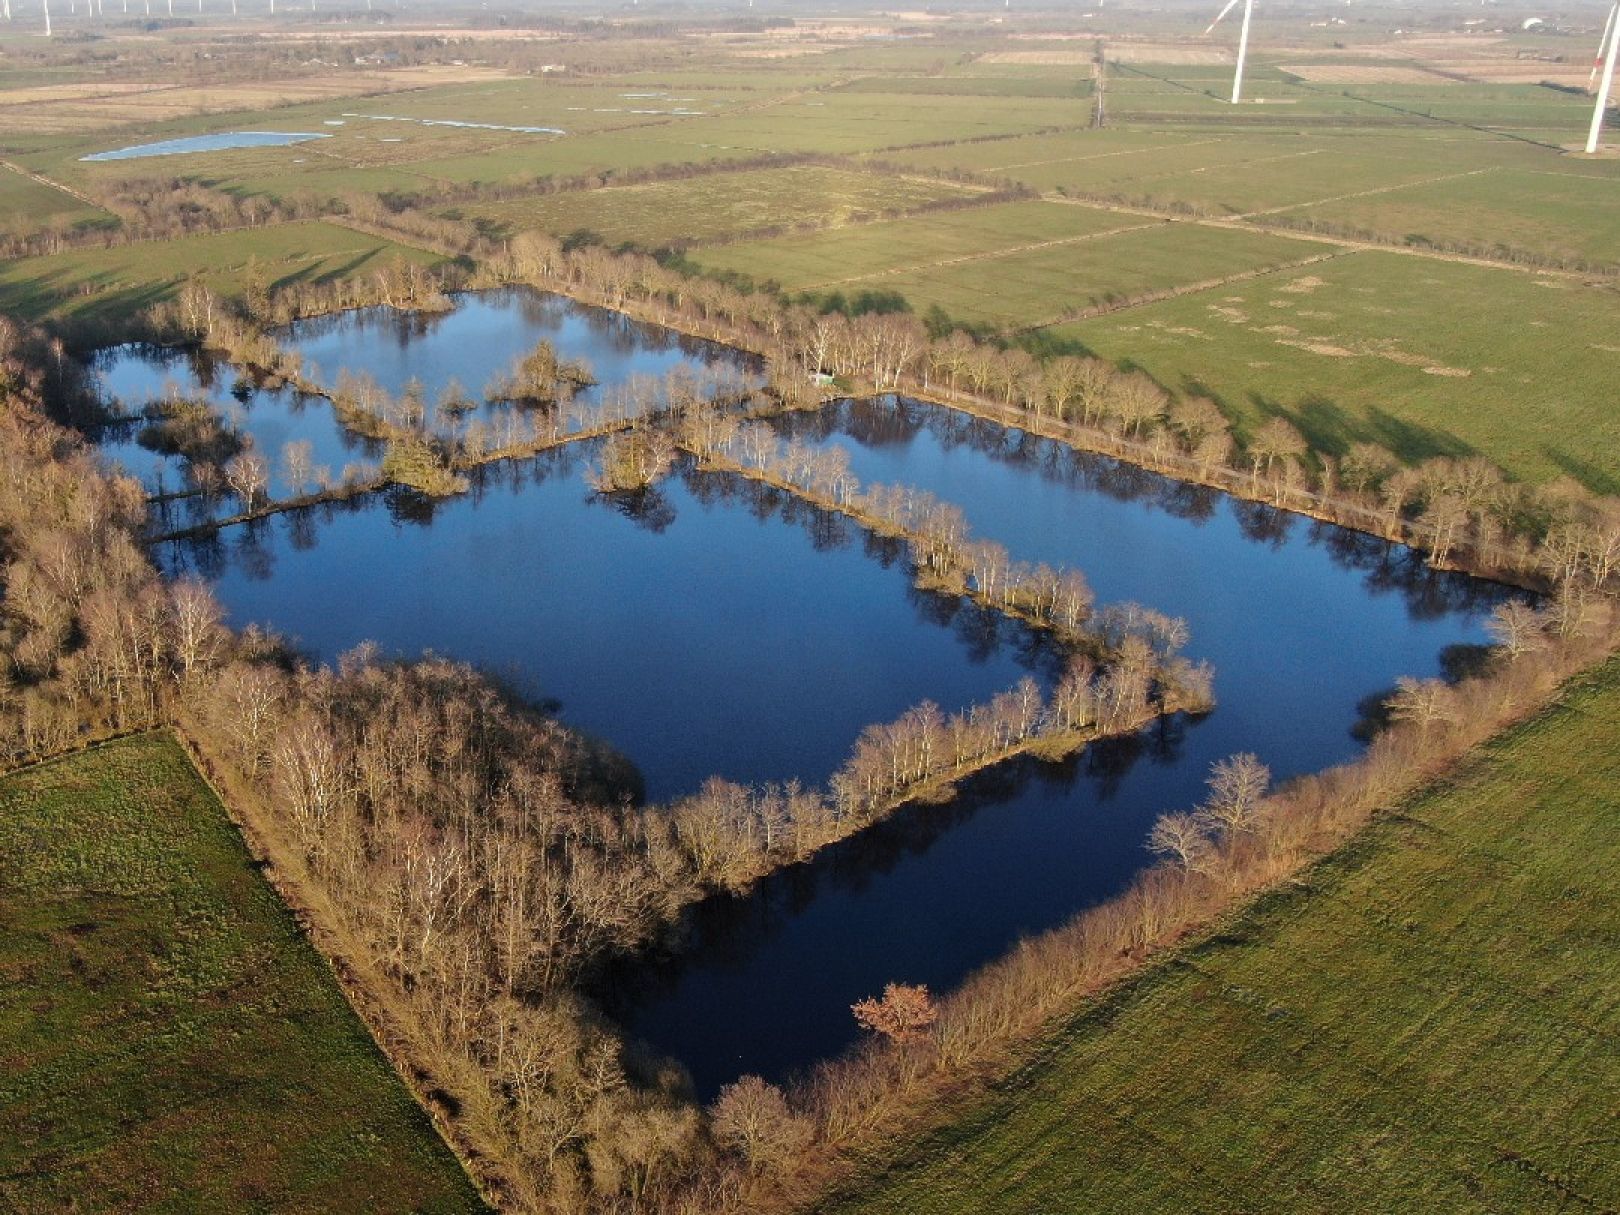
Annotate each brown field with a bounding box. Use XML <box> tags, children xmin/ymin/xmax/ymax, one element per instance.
<box><xmin>8</xmin><ymin>66</ymin><xmax>516</xmax><ymax>135</ymax></box>
<box><xmin>1280</xmin><ymin>64</ymin><xmax>1457</xmax><ymax>85</ymax></box>
<box><xmin>1448</xmin><ymin>64</ymin><xmax>1595</xmax><ymax>85</ymax></box>
<box><xmin>980</xmin><ymin>50</ymin><xmax>1105</xmax><ymax>66</ymax></box>
<box><xmin>1102</xmin><ymin>45</ymin><xmax>1236</xmax><ymax>65</ymax></box>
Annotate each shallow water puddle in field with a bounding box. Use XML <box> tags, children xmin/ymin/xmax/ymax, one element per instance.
<box><xmin>81</xmin><ymin>131</ymin><xmax>330</xmax><ymax>160</ymax></box>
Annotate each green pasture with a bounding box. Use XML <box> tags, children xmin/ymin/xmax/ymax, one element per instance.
<box><xmin>1290</xmin><ymin>165</ymin><xmax>1620</xmax><ymax>267</ymax></box>
<box><xmin>457</xmin><ymin>163</ymin><xmax>978</xmax><ymax>247</ymax></box>
<box><xmin>868</xmin><ymin>221</ymin><xmax>1330</xmax><ymax>328</ymax></box>
<box><xmin>0</xmin><ymin>222</ymin><xmax>443</xmax><ymax>326</ymax></box>
<box><xmin>827</xmin><ymin>656</ymin><xmax>1620</xmax><ymax>1214</ymax></box>
<box><xmin>694</xmin><ymin>199</ymin><xmax>1146</xmax><ymax>289</ymax></box>
<box><xmin>0</xmin><ymin>167</ymin><xmax>109</xmax><ymax>233</ymax></box>
<box><xmin>0</xmin><ymin>734</ymin><xmax>484</xmax><ymax>1214</ymax></box>
<box><xmin>1053</xmin><ymin>251</ymin><xmax>1620</xmax><ymax>486</ymax></box>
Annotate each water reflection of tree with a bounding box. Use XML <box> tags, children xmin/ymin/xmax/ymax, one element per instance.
<box><xmin>778</xmin><ymin>396</ymin><xmax>1511</xmax><ymax>621</ymax></box>
<box><xmin>383</xmin><ymin>485</ymin><xmax>440</xmax><ymax>527</ymax></box>
<box><xmin>597</xmin><ymin>712</ymin><xmax>1198</xmax><ymax>1021</ymax></box>
<box><xmin>684</xmin><ymin>465</ymin><xmax>1066</xmax><ymax>681</ymax></box>
<box><xmin>231</xmin><ymin>517</ymin><xmax>277</xmax><ymax>581</ymax></box>
<box><xmin>598</xmin><ymin>485</ymin><xmax>677</xmax><ymax>534</ymax></box>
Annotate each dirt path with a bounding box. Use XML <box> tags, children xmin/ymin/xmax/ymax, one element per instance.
<box><xmin>1236</xmin><ymin>165</ymin><xmax>1497</xmax><ymax>219</ymax></box>
<box><xmin>0</xmin><ymin>160</ymin><xmax>103</xmax><ymax>209</ymax></box>
<box><xmin>985</xmin><ymin>136</ymin><xmax>1227</xmax><ymax>172</ymax></box>
<box><xmin>1043</xmin><ymin>192</ymin><xmax>1606</xmax><ymax>281</ymax></box>
<box><xmin>800</xmin><ymin>218</ymin><xmax>1166</xmax><ymax>290</ymax></box>
<box><xmin>1018</xmin><ymin>249</ymin><xmax>1346</xmax><ymax>331</ymax></box>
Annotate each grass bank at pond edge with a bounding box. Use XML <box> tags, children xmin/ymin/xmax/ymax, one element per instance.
<box><xmin>818</xmin><ymin>654</ymin><xmax>1620</xmax><ymax>1214</ymax></box>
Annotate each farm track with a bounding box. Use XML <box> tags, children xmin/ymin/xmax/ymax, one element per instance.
<box><xmin>1043</xmin><ymin>194</ymin><xmax>1609</xmax><ymax>281</ymax></box>
<box><xmin>799</xmin><ymin>219</ymin><xmax>1167</xmax><ymax>290</ymax></box>
<box><xmin>1019</xmin><ymin>249</ymin><xmax>1346</xmax><ymax>330</ymax></box>
<box><xmin>1235</xmin><ymin>165</ymin><xmax>1498</xmax><ymax>219</ymax></box>
<box><xmin>983</xmin><ymin>135</ymin><xmax>1228</xmax><ymax>173</ymax></box>
<box><xmin>0</xmin><ymin>159</ymin><xmax>102</xmax><ymax>208</ymax></box>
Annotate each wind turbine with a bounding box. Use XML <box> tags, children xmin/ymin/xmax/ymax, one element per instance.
<box><xmin>1591</xmin><ymin>1</ymin><xmax>1619</xmax><ymax>92</ymax></box>
<box><xmin>42</xmin><ymin>0</ymin><xmax>50</xmax><ymax>34</ymax></box>
<box><xmin>1589</xmin><ymin>0</ymin><xmax>1620</xmax><ymax>154</ymax></box>
<box><xmin>1205</xmin><ymin>0</ymin><xmax>1255</xmax><ymax>105</ymax></box>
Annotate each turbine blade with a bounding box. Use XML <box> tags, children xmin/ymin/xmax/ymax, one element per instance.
<box><xmin>1205</xmin><ymin>0</ymin><xmax>1241</xmax><ymax>35</ymax></box>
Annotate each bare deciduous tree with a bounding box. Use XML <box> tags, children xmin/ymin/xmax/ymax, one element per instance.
<box><xmin>852</xmin><ymin>983</ymin><xmax>938</xmax><ymax>1044</ymax></box>
<box><xmin>1148</xmin><ymin>811</ymin><xmax>1214</xmax><ymax>873</ymax></box>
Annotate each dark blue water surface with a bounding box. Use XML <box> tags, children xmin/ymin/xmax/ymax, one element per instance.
<box><xmin>108</xmin><ymin>300</ymin><xmax>1506</xmax><ymax>1101</ymax></box>
<box><xmin>92</xmin><ymin>345</ymin><xmax>378</xmax><ymax>512</ymax></box>
<box><xmin>158</xmin><ymin>450</ymin><xmax>1048</xmax><ymax>805</ymax></box>
<box><xmin>282</xmin><ymin>288</ymin><xmax>756</xmax><ymax>418</ymax></box>
<box><xmin>607</xmin><ymin>397</ymin><xmax>1504</xmax><ymax>1097</ymax></box>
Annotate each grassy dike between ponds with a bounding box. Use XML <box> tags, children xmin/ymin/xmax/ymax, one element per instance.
<box><xmin>0</xmin><ymin>732</ymin><xmax>486</xmax><ymax>1214</ymax></box>
<box><xmin>821</xmin><ymin>656</ymin><xmax>1620</xmax><ymax>1215</ymax></box>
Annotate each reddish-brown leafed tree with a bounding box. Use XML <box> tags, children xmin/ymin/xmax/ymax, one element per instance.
<box><xmin>852</xmin><ymin>982</ymin><xmax>938</xmax><ymax>1044</ymax></box>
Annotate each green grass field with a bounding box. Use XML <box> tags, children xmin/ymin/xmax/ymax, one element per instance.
<box><xmin>456</xmin><ymin>163</ymin><xmax>979</xmax><ymax>246</ymax></box>
<box><xmin>1290</xmin><ymin>166</ymin><xmax>1620</xmax><ymax>267</ymax></box>
<box><xmin>694</xmin><ymin>198</ymin><xmax>1145</xmax><ymax>288</ymax></box>
<box><xmin>0</xmin><ymin>166</ymin><xmax>109</xmax><ymax>234</ymax></box>
<box><xmin>827</xmin><ymin>656</ymin><xmax>1620</xmax><ymax>1215</ymax></box>
<box><xmin>0</xmin><ymin>733</ymin><xmax>484</xmax><ymax>1214</ymax></box>
<box><xmin>1052</xmin><ymin>250</ymin><xmax>1620</xmax><ymax>487</ymax></box>
<box><xmin>0</xmin><ymin>221</ymin><xmax>443</xmax><ymax>325</ymax></box>
<box><xmin>868</xmin><ymin>221</ymin><xmax>1331</xmax><ymax>329</ymax></box>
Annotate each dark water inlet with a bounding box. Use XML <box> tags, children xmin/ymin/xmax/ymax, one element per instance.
<box><xmin>87</xmin><ymin>294</ymin><xmax>1505</xmax><ymax>1101</ymax></box>
<box><xmin>605</xmin><ymin>397</ymin><xmax>1505</xmax><ymax>1098</ymax></box>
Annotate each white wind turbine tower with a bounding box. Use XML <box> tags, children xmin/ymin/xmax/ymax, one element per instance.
<box><xmin>1591</xmin><ymin>1</ymin><xmax>1619</xmax><ymax>92</ymax></box>
<box><xmin>1205</xmin><ymin>0</ymin><xmax>1255</xmax><ymax>105</ymax></box>
<box><xmin>1590</xmin><ymin>0</ymin><xmax>1620</xmax><ymax>154</ymax></box>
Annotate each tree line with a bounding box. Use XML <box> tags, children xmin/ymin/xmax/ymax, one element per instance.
<box><xmin>696</xmin><ymin>584</ymin><xmax>1617</xmax><ymax>1215</ymax></box>
<box><xmin>16</xmin><ymin>209</ymin><xmax>1620</xmax><ymax>1213</ymax></box>
<box><xmin>681</xmin><ymin>417</ymin><xmax>1208</xmax><ymax>677</ymax></box>
<box><xmin>448</xmin><ymin>226</ymin><xmax>1620</xmax><ymax>599</ymax></box>
<box><xmin>1</xmin><ymin>314</ymin><xmax>1205</xmax><ymax>1212</ymax></box>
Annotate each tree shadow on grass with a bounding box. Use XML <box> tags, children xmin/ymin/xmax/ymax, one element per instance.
<box><xmin>1543</xmin><ymin>446</ymin><xmax>1620</xmax><ymax>497</ymax></box>
<box><xmin>1247</xmin><ymin>391</ymin><xmax>1475</xmax><ymax>467</ymax></box>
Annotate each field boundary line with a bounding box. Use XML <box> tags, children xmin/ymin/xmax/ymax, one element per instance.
<box><xmin>1236</xmin><ymin>165</ymin><xmax>1498</xmax><ymax>219</ymax></box>
<box><xmin>1018</xmin><ymin>249</ymin><xmax>1347</xmax><ymax>331</ymax></box>
<box><xmin>0</xmin><ymin>159</ymin><xmax>103</xmax><ymax>209</ymax></box>
<box><xmin>1042</xmin><ymin>193</ymin><xmax>1605</xmax><ymax>281</ymax></box>
<box><xmin>984</xmin><ymin>136</ymin><xmax>1228</xmax><ymax>172</ymax></box>
<box><xmin>798</xmin><ymin>219</ymin><xmax>1167</xmax><ymax>290</ymax></box>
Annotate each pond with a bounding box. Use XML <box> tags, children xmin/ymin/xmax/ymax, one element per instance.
<box><xmin>602</xmin><ymin>396</ymin><xmax>1505</xmax><ymax>1098</ymax></box>
<box><xmin>81</xmin><ymin>131</ymin><xmax>330</xmax><ymax>161</ymax></box>
<box><xmin>94</xmin><ymin>297</ymin><xmax>1506</xmax><ymax>1101</ymax></box>
<box><xmin>88</xmin><ymin>290</ymin><xmax>757</xmax><ymax>520</ymax></box>
<box><xmin>341</xmin><ymin>112</ymin><xmax>567</xmax><ymax>135</ymax></box>
<box><xmin>91</xmin><ymin>345</ymin><xmax>378</xmax><ymax>518</ymax></box>
<box><xmin>156</xmin><ymin>450</ymin><xmax>1053</xmax><ymax>806</ymax></box>
<box><xmin>280</xmin><ymin>288</ymin><xmax>757</xmax><ymax>424</ymax></box>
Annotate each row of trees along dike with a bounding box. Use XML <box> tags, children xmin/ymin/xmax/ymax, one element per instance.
<box><xmin>471</xmin><ymin>225</ymin><xmax>1620</xmax><ymax>599</ymax></box>
<box><xmin>3</xmin><ymin>314</ymin><xmax>1211</xmax><ymax>1212</ymax></box>
<box><xmin>11</xmin><ymin>301</ymin><xmax>1618</xmax><ymax>1213</ymax></box>
<box><xmin>96</xmin><ymin>227</ymin><xmax>1620</xmax><ymax>604</ymax></box>
<box><xmin>18</xmin><ymin>222</ymin><xmax>1620</xmax><ymax>1211</ymax></box>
